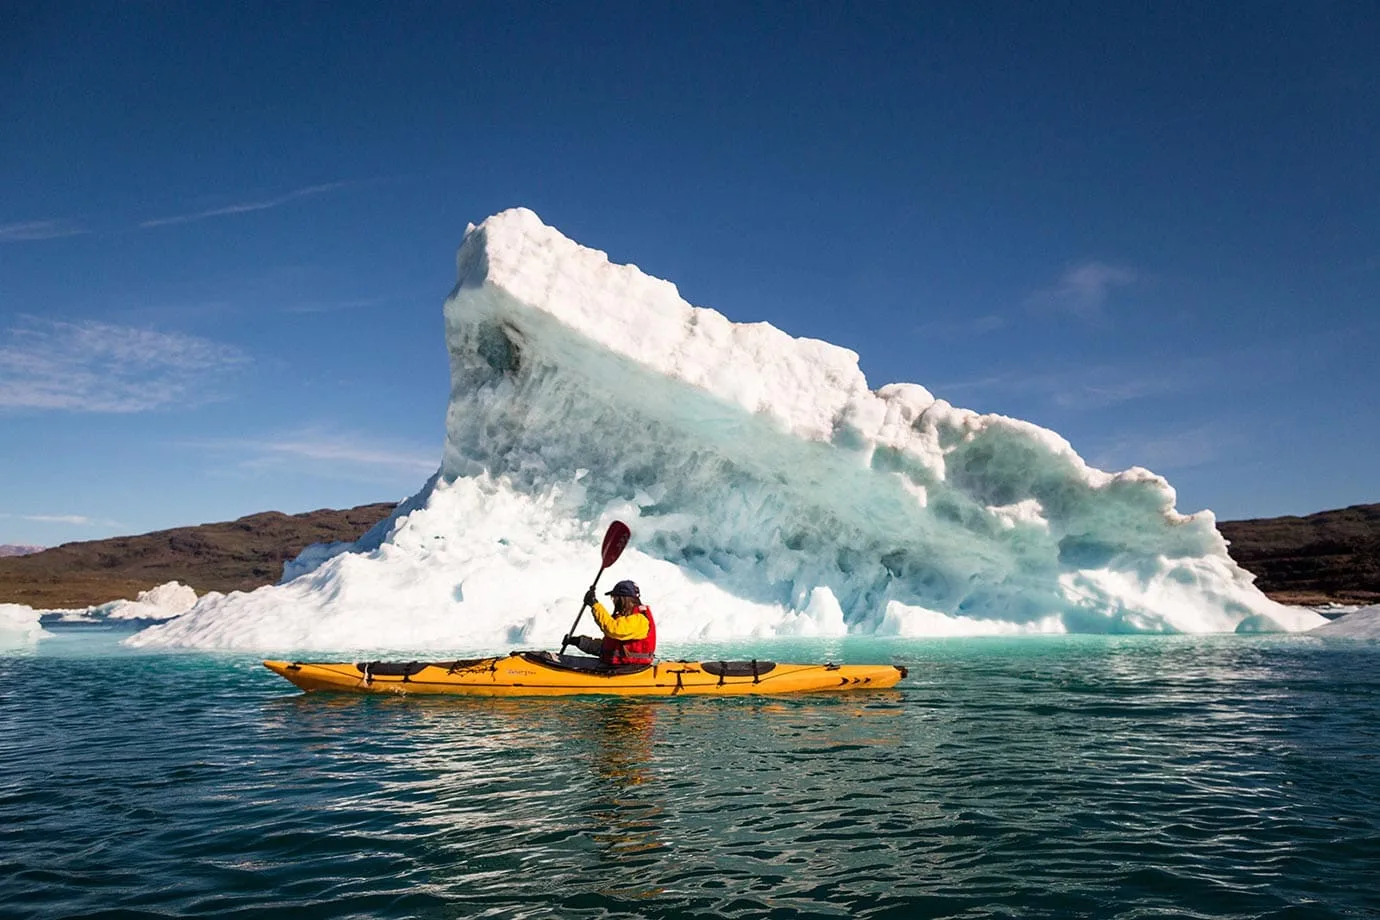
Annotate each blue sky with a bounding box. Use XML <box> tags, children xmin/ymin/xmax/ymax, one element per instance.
<box><xmin>2</xmin><ymin>1</ymin><xmax>1376</xmax><ymax>546</ymax></box>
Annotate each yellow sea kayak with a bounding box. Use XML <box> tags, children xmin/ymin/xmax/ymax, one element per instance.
<box><xmin>263</xmin><ymin>651</ymin><xmax>907</xmax><ymax>697</ymax></box>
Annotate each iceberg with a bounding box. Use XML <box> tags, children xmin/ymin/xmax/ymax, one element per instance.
<box><xmin>130</xmin><ymin>208</ymin><xmax>1324</xmax><ymax>650</ymax></box>
<box><xmin>0</xmin><ymin>581</ymin><xmax>198</xmax><ymax>639</ymax></box>
<box><xmin>50</xmin><ymin>581</ymin><xmax>200</xmax><ymax>623</ymax></box>
<box><xmin>1310</xmin><ymin>605</ymin><xmax>1380</xmax><ymax>639</ymax></box>
<box><xmin>1</xmin><ymin>603</ymin><xmax>49</xmax><ymax>646</ymax></box>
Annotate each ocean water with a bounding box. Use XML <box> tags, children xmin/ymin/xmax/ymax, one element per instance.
<box><xmin>3</xmin><ymin>628</ymin><xmax>1377</xmax><ymax>919</ymax></box>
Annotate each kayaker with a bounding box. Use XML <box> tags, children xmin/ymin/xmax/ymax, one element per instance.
<box><xmin>563</xmin><ymin>579</ymin><xmax>657</xmax><ymax>666</ymax></box>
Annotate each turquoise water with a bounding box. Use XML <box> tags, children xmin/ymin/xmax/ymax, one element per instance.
<box><xmin>3</xmin><ymin>629</ymin><xmax>1378</xmax><ymax>919</ymax></box>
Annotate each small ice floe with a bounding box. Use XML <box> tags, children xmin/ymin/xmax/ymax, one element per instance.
<box><xmin>49</xmin><ymin>581</ymin><xmax>200</xmax><ymax>625</ymax></box>
<box><xmin>0</xmin><ymin>603</ymin><xmax>50</xmax><ymax>645</ymax></box>
<box><xmin>1310</xmin><ymin>605</ymin><xmax>1380</xmax><ymax>638</ymax></box>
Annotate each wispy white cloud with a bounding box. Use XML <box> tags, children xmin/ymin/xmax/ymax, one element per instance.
<box><xmin>187</xmin><ymin>429</ymin><xmax>438</xmax><ymax>479</ymax></box>
<box><xmin>23</xmin><ymin>513</ymin><xmax>96</xmax><ymax>525</ymax></box>
<box><xmin>138</xmin><ymin>181</ymin><xmax>360</xmax><ymax>228</ymax></box>
<box><xmin>1029</xmin><ymin>261</ymin><xmax>1137</xmax><ymax>322</ymax></box>
<box><xmin>1088</xmin><ymin>425</ymin><xmax>1233</xmax><ymax>474</ymax></box>
<box><xmin>1048</xmin><ymin>372</ymin><xmax>1185</xmax><ymax>410</ymax></box>
<box><xmin>0</xmin><ymin>219</ymin><xmax>88</xmax><ymax>242</ymax></box>
<box><xmin>284</xmin><ymin>297</ymin><xmax>385</xmax><ymax>315</ymax></box>
<box><xmin>0</xmin><ymin>317</ymin><xmax>250</xmax><ymax>412</ymax></box>
<box><xmin>916</xmin><ymin>313</ymin><xmax>1008</xmax><ymax>339</ymax></box>
<box><xmin>939</xmin><ymin>364</ymin><xmax>1187</xmax><ymax>411</ymax></box>
<box><xmin>249</xmin><ymin>434</ymin><xmax>438</xmax><ymax>473</ymax></box>
<box><xmin>0</xmin><ymin>512</ymin><xmax>123</xmax><ymax>527</ymax></box>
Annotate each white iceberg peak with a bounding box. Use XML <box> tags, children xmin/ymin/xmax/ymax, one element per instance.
<box><xmin>130</xmin><ymin>209</ymin><xmax>1322</xmax><ymax>650</ymax></box>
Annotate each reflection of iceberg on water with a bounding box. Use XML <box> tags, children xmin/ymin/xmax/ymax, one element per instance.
<box><xmin>129</xmin><ymin>208</ymin><xmax>1324</xmax><ymax>651</ymax></box>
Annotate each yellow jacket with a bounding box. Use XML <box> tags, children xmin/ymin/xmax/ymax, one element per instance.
<box><xmin>590</xmin><ymin>600</ymin><xmax>652</xmax><ymax>641</ymax></box>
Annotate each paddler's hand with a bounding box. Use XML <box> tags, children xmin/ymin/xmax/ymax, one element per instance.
<box><xmin>583</xmin><ymin>588</ymin><xmax>597</xmax><ymax>608</ymax></box>
<box><xmin>562</xmin><ymin>634</ymin><xmax>576</xmax><ymax>649</ymax></box>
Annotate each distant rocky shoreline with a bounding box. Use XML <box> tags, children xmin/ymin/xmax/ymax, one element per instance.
<box><xmin>0</xmin><ymin>504</ymin><xmax>395</xmax><ymax>609</ymax></box>
<box><xmin>1216</xmin><ymin>503</ymin><xmax>1379</xmax><ymax>606</ymax></box>
<box><xmin>1</xmin><ymin>501</ymin><xmax>1375</xmax><ymax>610</ymax></box>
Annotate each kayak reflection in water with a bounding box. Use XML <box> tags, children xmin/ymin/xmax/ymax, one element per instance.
<box><xmin>588</xmin><ymin>701</ymin><xmax>666</xmax><ymax>870</ymax></box>
<box><xmin>563</xmin><ymin>580</ymin><xmax>658</xmax><ymax>667</ymax></box>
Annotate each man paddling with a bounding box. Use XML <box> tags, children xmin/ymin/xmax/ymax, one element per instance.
<box><xmin>563</xmin><ymin>580</ymin><xmax>657</xmax><ymax>666</ymax></box>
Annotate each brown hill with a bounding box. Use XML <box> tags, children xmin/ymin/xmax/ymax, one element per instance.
<box><xmin>0</xmin><ymin>504</ymin><xmax>396</xmax><ymax>609</ymax></box>
<box><xmin>2</xmin><ymin>500</ymin><xmax>1376</xmax><ymax>610</ymax></box>
<box><xmin>1217</xmin><ymin>503</ymin><xmax>1380</xmax><ymax>606</ymax></box>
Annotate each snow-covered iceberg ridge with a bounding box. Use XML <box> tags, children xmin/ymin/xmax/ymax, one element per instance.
<box><xmin>131</xmin><ymin>208</ymin><xmax>1322</xmax><ymax>650</ymax></box>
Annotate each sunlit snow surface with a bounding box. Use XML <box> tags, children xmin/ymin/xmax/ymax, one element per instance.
<box><xmin>130</xmin><ymin>208</ymin><xmax>1324</xmax><ymax>650</ymax></box>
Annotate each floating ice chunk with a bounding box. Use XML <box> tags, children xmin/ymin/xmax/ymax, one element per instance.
<box><xmin>1310</xmin><ymin>605</ymin><xmax>1380</xmax><ymax>638</ymax></box>
<box><xmin>76</xmin><ymin>581</ymin><xmax>200</xmax><ymax>622</ymax></box>
<box><xmin>0</xmin><ymin>603</ymin><xmax>49</xmax><ymax>645</ymax></box>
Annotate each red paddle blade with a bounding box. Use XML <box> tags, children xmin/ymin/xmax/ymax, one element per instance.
<box><xmin>601</xmin><ymin>521</ymin><xmax>631</xmax><ymax>568</ymax></box>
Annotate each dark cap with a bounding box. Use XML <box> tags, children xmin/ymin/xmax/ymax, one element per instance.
<box><xmin>606</xmin><ymin>579</ymin><xmax>640</xmax><ymax>598</ymax></box>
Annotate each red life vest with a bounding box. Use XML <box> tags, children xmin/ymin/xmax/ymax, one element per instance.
<box><xmin>600</xmin><ymin>604</ymin><xmax>656</xmax><ymax>665</ymax></box>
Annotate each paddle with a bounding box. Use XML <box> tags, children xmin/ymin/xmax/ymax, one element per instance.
<box><xmin>560</xmin><ymin>520</ymin><xmax>631</xmax><ymax>656</ymax></box>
